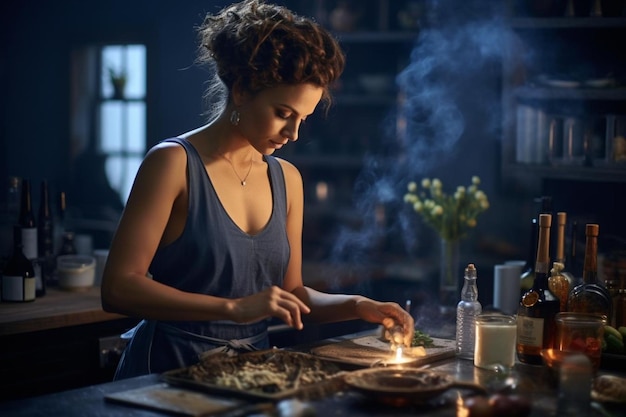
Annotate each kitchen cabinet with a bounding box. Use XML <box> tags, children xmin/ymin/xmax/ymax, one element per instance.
<box><xmin>276</xmin><ymin>1</ymin><xmax>420</xmax><ymax>263</ymax></box>
<box><xmin>0</xmin><ymin>288</ymin><xmax>137</xmax><ymax>402</ymax></box>
<box><xmin>500</xmin><ymin>1</ymin><xmax>626</xmax><ymax>252</ymax></box>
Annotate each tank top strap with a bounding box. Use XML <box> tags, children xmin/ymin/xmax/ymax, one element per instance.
<box><xmin>264</xmin><ymin>155</ymin><xmax>287</xmax><ymax>221</ymax></box>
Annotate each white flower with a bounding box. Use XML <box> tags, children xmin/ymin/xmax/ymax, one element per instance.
<box><xmin>404</xmin><ymin>175</ymin><xmax>489</xmax><ymax>241</ymax></box>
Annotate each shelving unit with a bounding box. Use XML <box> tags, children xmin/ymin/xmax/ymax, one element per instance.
<box><xmin>501</xmin><ymin>10</ymin><xmax>626</xmax><ymax>189</ymax></box>
<box><xmin>275</xmin><ymin>1</ymin><xmax>421</xmax><ymax>263</ymax></box>
<box><xmin>501</xmin><ymin>1</ymin><xmax>626</xmax><ymax>248</ymax></box>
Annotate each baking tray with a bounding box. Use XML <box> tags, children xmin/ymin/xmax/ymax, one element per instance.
<box><xmin>161</xmin><ymin>349</ymin><xmax>347</xmax><ymax>402</ymax></box>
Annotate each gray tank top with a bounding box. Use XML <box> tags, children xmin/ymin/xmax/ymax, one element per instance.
<box><xmin>114</xmin><ymin>137</ymin><xmax>290</xmax><ymax>379</ymax></box>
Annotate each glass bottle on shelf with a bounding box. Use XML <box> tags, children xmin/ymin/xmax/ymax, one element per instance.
<box><xmin>517</xmin><ymin>213</ymin><xmax>560</xmax><ymax>365</ymax></box>
<box><xmin>567</xmin><ymin>224</ymin><xmax>612</xmax><ymax>318</ymax></box>
<box><xmin>0</xmin><ymin>176</ymin><xmax>21</xmax><ymax>259</ymax></box>
<box><xmin>455</xmin><ymin>263</ymin><xmax>482</xmax><ymax>360</ymax></box>
<box><xmin>37</xmin><ymin>180</ymin><xmax>54</xmax><ymax>296</ymax></box>
<box><xmin>1</xmin><ymin>225</ymin><xmax>36</xmax><ymax>302</ymax></box>
<box><xmin>18</xmin><ymin>178</ymin><xmax>42</xmax><ymax>297</ymax></box>
<box><xmin>18</xmin><ymin>179</ymin><xmax>37</xmax><ymax>261</ymax></box>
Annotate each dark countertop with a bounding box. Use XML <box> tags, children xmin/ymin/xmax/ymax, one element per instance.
<box><xmin>1</xmin><ymin>331</ymin><xmax>625</xmax><ymax>417</ymax></box>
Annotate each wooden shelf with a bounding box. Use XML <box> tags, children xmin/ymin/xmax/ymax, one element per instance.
<box><xmin>505</xmin><ymin>163</ymin><xmax>626</xmax><ymax>183</ymax></box>
<box><xmin>515</xmin><ymin>86</ymin><xmax>626</xmax><ymax>101</ymax></box>
<box><xmin>335</xmin><ymin>31</ymin><xmax>418</xmax><ymax>43</ymax></box>
<box><xmin>509</xmin><ymin>17</ymin><xmax>626</xmax><ymax>29</ymax></box>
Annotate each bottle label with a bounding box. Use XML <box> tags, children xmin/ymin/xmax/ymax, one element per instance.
<box><xmin>2</xmin><ymin>275</ymin><xmax>36</xmax><ymax>302</ymax></box>
<box><xmin>517</xmin><ymin>315</ymin><xmax>544</xmax><ymax>348</ymax></box>
<box><xmin>21</xmin><ymin>227</ymin><xmax>38</xmax><ymax>259</ymax></box>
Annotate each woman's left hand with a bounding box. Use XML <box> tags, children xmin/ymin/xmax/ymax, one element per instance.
<box><xmin>355</xmin><ymin>299</ymin><xmax>414</xmax><ymax>347</ymax></box>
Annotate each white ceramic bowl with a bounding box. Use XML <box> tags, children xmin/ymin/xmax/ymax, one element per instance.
<box><xmin>57</xmin><ymin>255</ymin><xmax>96</xmax><ymax>291</ymax></box>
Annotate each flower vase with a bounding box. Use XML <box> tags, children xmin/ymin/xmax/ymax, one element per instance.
<box><xmin>439</xmin><ymin>237</ymin><xmax>460</xmax><ymax>307</ymax></box>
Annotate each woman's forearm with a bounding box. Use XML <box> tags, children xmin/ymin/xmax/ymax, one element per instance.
<box><xmin>291</xmin><ymin>286</ymin><xmax>367</xmax><ymax>323</ymax></box>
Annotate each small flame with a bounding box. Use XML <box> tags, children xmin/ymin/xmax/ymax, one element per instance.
<box><xmin>395</xmin><ymin>346</ymin><xmax>404</xmax><ymax>362</ymax></box>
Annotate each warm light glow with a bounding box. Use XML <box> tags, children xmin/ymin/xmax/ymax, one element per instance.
<box><xmin>315</xmin><ymin>181</ymin><xmax>328</xmax><ymax>201</ymax></box>
<box><xmin>456</xmin><ymin>392</ymin><xmax>469</xmax><ymax>417</ymax></box>
<box><xmin>395</xmin><ymin>346</ymin><xmax>403</xmax><ymax>362</ymax></box>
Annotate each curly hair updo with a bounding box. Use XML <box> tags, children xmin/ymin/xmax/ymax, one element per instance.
<box><xmin>197</xmin><ymin>0</ymin><xmax>345</xmax><ymax>120</ymax></box>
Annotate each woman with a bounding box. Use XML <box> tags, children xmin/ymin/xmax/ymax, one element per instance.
<box><xmin>101</xmin><ymin>0</ymin><xmax>414</xmax><ymax>380</ymax></box>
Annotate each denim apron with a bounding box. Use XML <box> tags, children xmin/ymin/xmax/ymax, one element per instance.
<box><xmin>114</xmin><ymin>138</ymin><xmax>290</xmax><ymax>379</ymax></box>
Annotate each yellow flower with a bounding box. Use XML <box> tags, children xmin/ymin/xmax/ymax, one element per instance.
<box><xmin>405</xmin><ymin>175</ymin><xmax>489</xmax><ymax>241</ymax></box>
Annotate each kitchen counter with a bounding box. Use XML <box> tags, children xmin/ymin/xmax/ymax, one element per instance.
<box><xmin>1</xmin><ymin>331</ymin><xmax>625</xmax><ymax>417</ymax></box>
<box><xmin>0</xmin><ymin>286</ymin><xmax>126</xmax><ymax>336</ymax></box>
<box><xmin>0</xmin><ymin>286</ymin><xmax>137</xmax><ymax>401</ymax></box>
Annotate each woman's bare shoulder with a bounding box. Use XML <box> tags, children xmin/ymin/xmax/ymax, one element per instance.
<box><xmin>275</xmin><ymin>156</ymin><xmax>302</xmax><ymax>181</ymax></box>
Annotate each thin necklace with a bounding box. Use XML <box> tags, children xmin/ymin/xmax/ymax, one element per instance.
<box><xmin>221</xmin><ymin>154</ymin><xmax>253</xmax><ymax>186</ymax></box>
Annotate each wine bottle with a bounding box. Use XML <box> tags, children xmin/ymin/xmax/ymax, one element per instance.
<box><xmin>1</xmin><ymin>225</ymin><xmax>36</xmax><ymax>302</ymax></box>
<box><xmin>520</xmin><ymin>196</ymin><xmax>552</xmax><ymax>295</ymax></box>
<box><xmin>517</xmin><ymin>213</ymin><xmax>560</xmax><ymax>365</ymax></box>
<box><xmin>549</xmin><ymin>212</ymin><xmax>571</xmax><ymax>311</ymax></box>
<box><xmin>18</xmin><ymin>179</ymin><xmax>38</xmax><ymax>260</ymax></box>
<box><xmin>37</xmin><ymin>180</ymin><xmax>54</xmax><ymax>296</ymax></box>
<box><xmin>567</xmin><ymin>224</ymin><xmax>612</xmax><ymax>318</ymax></box>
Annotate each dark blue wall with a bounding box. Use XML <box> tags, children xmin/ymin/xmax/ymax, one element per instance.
<box><xmin>0</xmin><ymin>0</ymin><xmax>232</xmax><ymax>189</ymax></box>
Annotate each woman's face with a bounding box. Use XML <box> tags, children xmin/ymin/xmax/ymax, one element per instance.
<box><xmin>237</xmin><ymin>83</ymin><xmax>323</xmax><ymax>155</ymax></box>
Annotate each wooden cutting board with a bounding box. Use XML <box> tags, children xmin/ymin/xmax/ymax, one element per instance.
<box><xmin>105</xmin><ymin>383</ymin><xmax>246</xmax><ymax>416</ymax></box>
<box><xmin>310</xmin><ymin>336</ymin><xmax>456</xmax><ymax>367</ymax></box>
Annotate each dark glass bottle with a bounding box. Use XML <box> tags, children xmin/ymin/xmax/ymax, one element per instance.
<box><xmin>37</xmin><ymin>180</ymin><xmax>54</xmax><ymax>296</ymax></box>
<box><xmin>520</xmin><ymin>196</ymin><xmax>552</xmax><ymax>295</ymax></box>
<box><xmin>18</xmin><ymin>179</ymin><xmax>38</xmax><ymax>260</ymax></box>
<box><xmin>517</xmin><ymin>213</ymin><xmax>560</xmax><ymax>365</ymax></box>
<box><xmin>567</xmin><ymin>224</ymin><xmax>612</xmax><ymax>318</ymax></box>
<box><xmin>1</xmin><ymin>225</ymin><xmax>36</xmax><ymax>302</ymax></box>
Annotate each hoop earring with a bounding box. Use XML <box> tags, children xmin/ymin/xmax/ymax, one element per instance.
<box><xmin>230</xmin><ymin>109</ymin><xmax>240</xmax><ymax>126</ymax></box>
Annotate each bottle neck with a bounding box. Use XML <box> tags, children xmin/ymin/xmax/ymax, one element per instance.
<box><xmin>556</xmin><ymin>214</ymin><xmax>566</xmax><ymax>265</ymax></box>
<box><xmin>19</xmin><ymin>179</ymin><xmax>34</xmax><ymax>225</ymax></box>
<box><xmin>39</xmin><ymin>181</ymin><xmax>51</xmax><ymax>219</ymax></box>
<box><xmin>534</xmin><ymin>215</ymin><xmax>552</xmax><ymax>290</ymax></box>
<box><xmin>582</xmin><ymin>235</ymin><xmax>598</xmax><ymax>285</ymax></box>
<box><xmin>461</xmin><ymin>277</ymin><xmax>478</xmax><ymax>301</ymax></box>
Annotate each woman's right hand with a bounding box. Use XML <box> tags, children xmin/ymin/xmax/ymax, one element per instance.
<box><xmin>230</xmin><ymin>286</ymin><xmax>311</xmax><ymax>329</ymax></box>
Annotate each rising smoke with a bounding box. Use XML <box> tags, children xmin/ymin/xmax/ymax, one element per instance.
<box><xmin>329</xmin><ymin>1</ymin><xmax>517</xmax><ymax>276</ymax></box>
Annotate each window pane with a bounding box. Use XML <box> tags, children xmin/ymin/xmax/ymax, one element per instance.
<box><xmin>127</xmin><ymin>102</ymin><xmax>146</xmax><ymax>153</ymax></box>
<box><xmin>101</xmin><ymin>44</ymin><xmax>146</xmax><ymax>99</ymax></box>
<box><xmin>125</xmin><ymin>45</ymin><xmax>146</xmax><ymax>98</ymax></box>
<box><xmin>100</xmin><ymin>102</ymin><xmax>124</xmax><ymax>152</ymax></box>
<box><xmin>105</xmin><ymin>155</ymin><xmax>142</xmax><ymax>205</ymax></box>
<box><xmin>120</xmin><ymin>157</ymin><xmax>142</xmax><ymax>204</ymax></box>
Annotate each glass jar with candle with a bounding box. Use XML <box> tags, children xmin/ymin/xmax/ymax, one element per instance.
<box><xmin>474</xmin><ymin>313</ymin><xmax>517</xmax><ymax>370</ymax></box>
